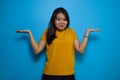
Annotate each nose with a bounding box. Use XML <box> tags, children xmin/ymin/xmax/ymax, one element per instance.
<box><xmin>60</xmin><ymin>20</ymin><xmax>64</xmax><ymax>24</ymax></box>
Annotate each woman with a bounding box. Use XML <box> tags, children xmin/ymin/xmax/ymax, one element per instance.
<box><xmin>16</xmin><ymin>7</ymin><xmax>100</xmax><ymax>80</ymax></box>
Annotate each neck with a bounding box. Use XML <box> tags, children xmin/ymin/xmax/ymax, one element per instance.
<box><xmin>56</xmin><ymin>28</ymin><xmax>67</xmax><ymax>32</ymax></box>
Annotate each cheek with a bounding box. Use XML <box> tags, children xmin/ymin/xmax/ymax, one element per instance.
<box><xmin>65</xmin><ymin>21</ymin><xmax>68</xmax><ymax>25</ymax></box>
<box><xmin>55</xmin><ymin>20</ymin><xmax>59</xmax><ymax>25</ymax></box>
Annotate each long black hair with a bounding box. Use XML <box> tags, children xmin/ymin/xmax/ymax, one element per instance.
<box><xmin>46</xmin><ymin>7</ymin><xmax>70</xmax><ymax>45</ymax></box>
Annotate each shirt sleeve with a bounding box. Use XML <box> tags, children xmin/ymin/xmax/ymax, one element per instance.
<box><xmin>41</xmin><ymin>29</ymin><xmax>48</xmax><ymax>42</ymax></box>
<box><xmin>71</xmin><ymin>28</ymin><xmax>77</xmax><ymax>40</ymax></box>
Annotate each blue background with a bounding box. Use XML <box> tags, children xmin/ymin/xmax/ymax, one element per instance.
<box><xmin>0</xmin><ymin>0</ymin><xmax>120</xmax><ymax>80</ymax></box>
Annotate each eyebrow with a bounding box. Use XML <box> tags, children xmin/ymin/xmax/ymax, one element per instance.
<box><xmin>56</xmin><ymin>16</ymin><xmax>66</xmax><ymax>19</ymax></box>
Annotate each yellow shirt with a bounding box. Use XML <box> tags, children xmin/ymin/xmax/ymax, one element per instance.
<box><xmin>41</xmin><ymin>28</ymin><xmax>77</xmax><ymax>75</ymax></box>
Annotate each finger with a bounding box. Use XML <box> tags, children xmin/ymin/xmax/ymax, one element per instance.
<box><xmin>90</xmin><ymin>29</ymin><xmax>100</xmax><ymax>32</ymax></box>
<box><xmin>16</xmin><ymin>30</ymin><xmax>24</xmax><ymax>33</ymax></box>
<box><xmin>95</xmin><ymin>29</ymin><xmax>101</xmax><ymax>31</ymax></box>
<box><xmin>91</xmin><ymin>28</ymin><xmax>100</xmax><ymax>32</ymax></box>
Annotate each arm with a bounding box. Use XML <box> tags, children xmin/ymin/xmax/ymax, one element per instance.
<box><xmin>29</xmin><ymin>31</ymin><xmax>46</xmax><ymax>54</ymax></box>
<box><xmin>74</xmin><ymin>28</ymin><xmax>100</xmax><ymax>54</ymax></box>
<box><xmin>16</xmin><ymin>30</ymin><xmax>46</xmax><ymax>54</ymax></box>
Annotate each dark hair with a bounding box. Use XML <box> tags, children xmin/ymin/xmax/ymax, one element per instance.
<box><xmin>46</xmin><ymin>7</ymin><xmax>70</xmax><ymax>45</ymax></box>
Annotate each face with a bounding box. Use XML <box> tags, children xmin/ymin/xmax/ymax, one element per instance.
<box><xmin>55</xmin><ymin>12</ymin><xmax>68</xmax><ymax>31</ymax></box>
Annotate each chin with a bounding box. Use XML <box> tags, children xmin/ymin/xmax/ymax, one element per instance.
<box><xmin>57</xmin><ymin>27</ymin><xmax>67</xmax><ymax>31</ymax></box>
<box><xmin>57</xmin><ymin>28</ymin><xmax>65</xmax><ymax>31</ymax></box>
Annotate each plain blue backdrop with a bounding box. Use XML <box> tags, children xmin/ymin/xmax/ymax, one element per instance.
<box><xmin>0</xmin><ymin>0</ymin><xmax>120</xmax><ymax>80</ymax></box>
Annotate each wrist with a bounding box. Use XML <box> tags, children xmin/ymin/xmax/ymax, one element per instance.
<box><xmin>27</xmin><ymin>30</ymin><xmax>31</xmax><ymax>33</ymax></box>
<box><xmin>84</xmin><ymin>35</ymin><xmax>88</xmax><ymax>38</ymax></box>
<box><xmin>85</xmin><ymin>30</ymin><xmax>89</xmax><ymax>37</ymax></box>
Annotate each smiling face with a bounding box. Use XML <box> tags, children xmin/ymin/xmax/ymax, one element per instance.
<box><xmin>55</xmin><ymin>12</ymin><xmax>68</xmax><ymax>31</ymax></box>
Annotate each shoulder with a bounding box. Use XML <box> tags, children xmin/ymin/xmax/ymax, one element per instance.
<box><xmin>66</xmin><ymin>28</ymin><xmax>76</xmax><ymax>33</ymax></box>
<box><xmin>43</xmin><ymin>28</ymin><xmax>48</xmax><ymax>33</ymax></box>
<box><xmin>41</xmin><ymin>28</ymin><xmax>48</xmax><ymax>36</ymax></box>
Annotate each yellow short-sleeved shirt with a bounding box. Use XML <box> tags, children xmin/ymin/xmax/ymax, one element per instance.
<box><xmin>41</xmin><ymin>28</ymin><xmax>77</xmax><ymax>75</ymax></box>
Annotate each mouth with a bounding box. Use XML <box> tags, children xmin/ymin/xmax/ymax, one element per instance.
<box><xmin>59</xmin><ymin>25</ymin><xmax>65</xmax><ymax>28</ymax></box>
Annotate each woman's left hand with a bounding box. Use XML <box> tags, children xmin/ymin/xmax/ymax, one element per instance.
<box><xmin>87</xmin><ymin>28</ymin><xmax>101</xmax><ymax>32</ymax></box>
<box><xmin>85</xmin><ymin>28</ymin><xmax>101</xmax><ymax>36</ymax></box>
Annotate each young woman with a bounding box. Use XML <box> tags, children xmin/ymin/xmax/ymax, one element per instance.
<box><xmin>16</xmin><ymin>7</ymin><xmax>100</xmax><ymax>80</ymax></box>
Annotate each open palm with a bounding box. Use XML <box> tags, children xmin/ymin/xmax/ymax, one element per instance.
<box><xmin>16</xmin><ymin>30</ymin><xmax>30</xmax><ymax>33</ymax></box>
<box><xmin>87</xmin><ymin>28</ymin><xmax>101</xmax><ymax>32</ymax></box>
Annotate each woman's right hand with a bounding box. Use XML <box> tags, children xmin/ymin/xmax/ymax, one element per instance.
<box><xmin>16</xmin><ymin>30</ymin><xmax>30</xmax><ymax>34</ymax></box>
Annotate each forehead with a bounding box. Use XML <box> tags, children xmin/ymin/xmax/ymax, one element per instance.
<box><xmin>56</xmin><ymin>12</ymin><xmax>66</xmax><ymax>18</ymax></box>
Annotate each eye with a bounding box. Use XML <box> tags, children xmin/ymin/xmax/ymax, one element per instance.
<box><xmin>64</xmin><ymin>19</ymin><xmax>67</xmax><ymax>21</ymax></box>
<box><xmin>56</xmin><ymin>18</ymin><xmax>61</xmax><ymax>21</ymax></box>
